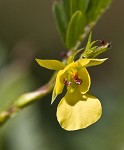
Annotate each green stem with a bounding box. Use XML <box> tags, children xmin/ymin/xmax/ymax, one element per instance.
<box><xmin>0</xmin><ymin>72</ymin><xmax>57</xmax><ymax>126</ymax></box>
<box><xmin>0</xmin><ymin>48</ymin><xmax>74</xmax><ymax>127</ymax></box>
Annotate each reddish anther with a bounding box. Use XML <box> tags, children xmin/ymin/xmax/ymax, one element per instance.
<box><xmin>97</xmin><ymin>40</ymin><xmax>105</xmax><ymax>46</ymax></box>
<box><xmin>99</xmin><ymin>40</ymin><xmax>105</xmax><ymax>45</ymax></box>
<box><xmin>64</xmin><ymin>79</ymin><xmax>71</xmax><ymax>86</ymax></box>
<box><xmin>73</xmin><ymin>74</ymin><xmax>82</xmax><ymax>85</ymax></box>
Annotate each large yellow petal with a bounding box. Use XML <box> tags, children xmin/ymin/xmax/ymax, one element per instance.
<box><xmin>78</xmin><ymin>68</ymin><xmax>91</xmax><ymax>94</ymax></box>
<box><xmin>57</xmin><ymin>91</ymin><xmax>102</xmax><ymax>131</ymax></box>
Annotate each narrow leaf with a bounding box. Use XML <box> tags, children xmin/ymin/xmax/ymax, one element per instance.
<box><xmin>63</xmin><ymin>0</ymin><xmax>90</xmax><ymax>20</ymax></box>
<box><xmin>62</xmin><ymin>0</ymin><xmax>70</xmax><ymax>21</ymax></box>
<box><xmin>85</xmin><ymin>32</ymin><xmax>92</xmax><ymax>51</ymax></box>
<box><xmin>87</xmin><ymin>0</ymin><xmax>112</xmax><ymax>23</ymax></box>
<box><xmin>78</xmin><ymin>0</ymin><xmax>90</xmax><ymax>12</ymax></box>
<box><xmin>66</xmin><ymin>11</ymin><xmax>86</xmax><ymax>50</ymax></box>
<box><xmin>53</xmin><ymin>1</ymin><xmax>68</xmax><ymax>42</ymax></box>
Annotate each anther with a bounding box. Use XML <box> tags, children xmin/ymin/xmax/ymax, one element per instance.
<box><xmin>100</xmin><ymin>40</ymin><xmax>105</xmax><ymax>45</ymax></box>
<box><xmin>73</xmin><ymin>74</ymin><xmax>82</xmax><ymax>85</ymax></box>
<box><xmin>63</xmin><ymin>79</ymin><xmax>71</xmax><ymax>86</ymax></box>
<box><xmin>97</xmin><ymin>40</ymin><xmax>105</xmax><ymax>46</ymax></box>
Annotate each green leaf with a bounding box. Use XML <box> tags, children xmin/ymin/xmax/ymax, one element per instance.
<box><xmin>36</xmin><ymin>59</ymin><xmax>65</xmax><ymax>70</ymax></box>
<box><xmin>53</xmin><ymin>0</ymin><xmax>112</xmax><ymax>50</ymax></box>
<box><xmin>85</xmin><ymin>32</ymin><xmax>97</xmax><ymax>50</ymax></box>
<box><xmin>53</xmin><ymin>1</ymin><xmax>68</xmax><ymax>42</ymax></box>
<box><xmin>87</xmin><ymin>0</ymin><xmax>112</xmax><ymax>23</ymax></box>
<box><xmin>63</xmin><ymin>0</ymin><xmax>90</xmax><ymax>20</ymax></box>
<box><xmin>76</xmin><ymin>0</ymin><xmax>90</xmax><ymax>13</ymax></box>
<box><xmin>85</xmin><ymin>32</ymin><xmax>92</xmax><ymax>51</ymax></box>
<box><xmin>63</xmin><ymin>0</ymin><xmax>78</xmax><ymax>19</ymax></box>
<box><xmin>66</xmin><ymin>11</ymin><xmax>86</xmax><ymax>50</ymax></box>
<box><xmin>62</xmin><ymin>0</ymin><xmax>70</xmax><ymax>21</ymax></box>
<box><xmin>70</xmin><ymin>0</ymin><xmax>76</xmax><ymax>17</ymax></box>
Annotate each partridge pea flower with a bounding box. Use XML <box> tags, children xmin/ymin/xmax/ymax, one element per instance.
<box><xmin>36</xmin><ymin>57</ymin><xmax>107</xmax><ymax>131</ymax></box>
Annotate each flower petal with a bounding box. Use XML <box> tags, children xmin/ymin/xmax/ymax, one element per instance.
<box><xmin>76</xmin><ymin>59</ymin><xmax>90</xmax><ymax>67</ymax></box>
<box><xmin>57</xmin><ymin>91</ymin><xmax>102</xmax><ymax>131</ymax></box>
<box><xmin>36</xmin><ymin>59</ymin><xmax>65</xmax><ymax>70</ymax></box>
<box><xmin>77</xmin><ymin>58</ymin><xmax>107</xmax><ymax>68</ymax></box>
<box><xmin>78</xmin><ymin>68</ymin><xmax>91</xmax><ymax>94</ymax></box>
<box><xmin>85</xmin><ymin>58</ymin><xmax>108</xmax><ymax>67</ymax></box>
<box><xmin>51</xmin><ymin>70</ymin><xmax>65</xmax><ymax>103</ymax></box>
<box><xmin>51</xmin><ymin>85</ymin><xmax>57</xmax><ymax>104</ymax></box>
<box><xmin>62</xmin><ymin>62</ymin><xmax>75</xmax><ymax>74</ymax></box>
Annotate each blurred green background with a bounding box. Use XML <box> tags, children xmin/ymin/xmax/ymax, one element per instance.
<box><xmin>0</xmin><ymin>0</ymin><xmax>124</xmax><ymax>150</ymax></box>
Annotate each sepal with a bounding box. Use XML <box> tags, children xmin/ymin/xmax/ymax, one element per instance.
<box><xmin>36</xmin><ymin>59</ymin><xmax>65</xmax><ymax>70</ymax></box>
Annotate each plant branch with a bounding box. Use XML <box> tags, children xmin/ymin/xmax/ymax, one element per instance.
<box><xmin>0</xmin><ymin>72</ymin><xmax>57</xmax><ymax>126</ymax></box>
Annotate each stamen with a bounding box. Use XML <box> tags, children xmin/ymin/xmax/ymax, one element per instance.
<box><xmin>73</xmin><ymin>74</ymin><xmax>82</xmax><ymax>85</ymax></box>
<box><xmin>97</xmin><ymin>40</ymin><xmax>105</xmax><ymax>46</ymax></box>
<box><xmin>99</xmin><ymin>40</ymin><xmax>105</xmax><ymax>45</ymax></box>
<box><xmin>63</xmin><ymin>79</ymin><xmax>71</xmax><ymax>86</ymax></box>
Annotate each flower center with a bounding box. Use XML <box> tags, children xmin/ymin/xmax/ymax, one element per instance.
<box><xmin>64</xmin><ymin>71</ymin><xmax>82</xmax><ymax>87</ymax></box>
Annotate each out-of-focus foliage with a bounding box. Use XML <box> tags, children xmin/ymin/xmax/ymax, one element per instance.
<box><xmin>53</xmin><ymin>0</ymin><xmax>112</xmax><ymax>49</ymax></box>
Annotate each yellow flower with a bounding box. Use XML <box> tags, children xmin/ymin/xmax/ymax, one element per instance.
<box><xmin>52</xmin><ymin>59</ymin><xmax>90</xmax><ymax>103</ymax></box>
<box><xmin>36</xmin><ymin>57</ymin><xmax>107</xmax><ymax>131</ymax></box>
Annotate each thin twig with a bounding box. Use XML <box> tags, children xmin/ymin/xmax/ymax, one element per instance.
<box><xmin>0</xmin><ymin>72</ymin><xmax>57</xmax><ymax>126</ymax></box>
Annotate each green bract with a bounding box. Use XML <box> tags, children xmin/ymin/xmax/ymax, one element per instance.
<box><xmin>82</xmin><ymin>32</ymin><xmax>111</xmax><ymax>58</ymax></box>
